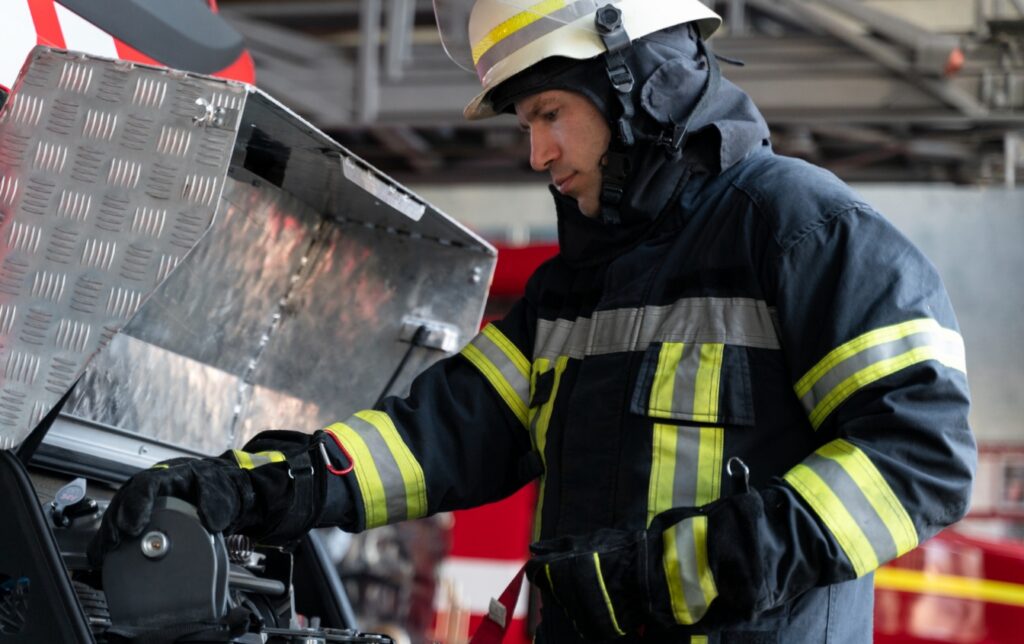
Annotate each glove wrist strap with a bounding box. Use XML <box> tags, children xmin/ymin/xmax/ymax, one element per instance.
<box><xmin>256</xmin><ymin>450</ymin><xmax>322</xmax><ymax>544</ymax></box>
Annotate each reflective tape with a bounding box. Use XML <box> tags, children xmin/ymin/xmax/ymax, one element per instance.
<box><xmin>325</xmin><ymin>410</ymin><xmax>427</xmax><ymax>529</ymax></box>
<box><xmin>473</xmin><ymin>0</ymin><xmax>601</xmax><ymax>78</ymax></box>
<box><xmin>462</xmin><ymin>324</ymin><xmax>531</xmax><ymax>428</ymax></box>
<box><xmin>663</xmin><ymin>516</ymin><xmax>716</xmax><ymax>625</ymax></box>
<box><xmin>650</xmin><ymin>342</ymin><xmax>723</xmax><ymax>624</ymax></box>
<box><xmin>534</xmin><ymin>297</ymin><xmax>779</xmax><ymax>361</ymax></box>
<box><xmin>592</xmin><ymin>552</ymin><xmax>626</xmax><ymax>637</ymax></box>
<box><xmin>796</xmin><ymin>319</ymin><xmax>966</xmax><ymax>429</ymax></box>
<box><xmin>231</xmin><ymin>449</ymin><xmax>286</xmax><ymax>470</ymax></box>
<box><xmin>783</xmin><ymin>439</ymin><xmax>918</xmax><ymax>578</ymax></box>
<box><xmin>531</xmin><ymin>355</ymin><xmax>569</xmax><ymax>541</ymax></box>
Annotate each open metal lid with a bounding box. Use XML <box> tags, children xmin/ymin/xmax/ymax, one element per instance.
<box><xmin>0</xmin><ymin>47</ymin><xmax>495</xmax><ymax>459</ymax></box>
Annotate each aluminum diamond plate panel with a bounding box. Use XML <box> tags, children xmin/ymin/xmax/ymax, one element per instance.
<box><xmin>1</xmin><ymin>46</ymin><xmax>494</xmax><ymax>459</ymax></box>
<box><xmin>0</xmin><ymin>48</ymin><xmax>242</xmax><ymax>447</ymax></box>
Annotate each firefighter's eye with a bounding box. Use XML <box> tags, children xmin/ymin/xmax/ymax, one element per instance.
<box><xmin>543</xmin><ymin>109</ymin><xmax>559</xmax><ymax>122</ymax></box>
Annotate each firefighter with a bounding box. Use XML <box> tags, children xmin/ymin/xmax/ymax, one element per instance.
<box><xmin>92</xmin><ymin>1</ymin><xmax>976</xmax><ymax>641</ymax></box>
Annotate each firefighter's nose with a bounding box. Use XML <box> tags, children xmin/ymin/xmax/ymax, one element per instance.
<box><xmin>529</xmin><ymin>128</ymin><xmax>558</xmax><ymax>172</ymax></box>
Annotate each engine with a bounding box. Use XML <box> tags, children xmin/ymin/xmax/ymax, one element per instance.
<box><xmin>44</xmin><ymin>477</ymin><xmax>392</xmax><ymax>644</ymax></box>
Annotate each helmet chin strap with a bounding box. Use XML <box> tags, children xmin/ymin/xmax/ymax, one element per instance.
<box><xmin>595</xmin><ymin>4</ymin><xmax>634</xmax><ymax>225</ymax></box>
<box><xmin>594</xmin><ymin>4</ymin><xmax>721</xmax><ymax>225</ymax></box>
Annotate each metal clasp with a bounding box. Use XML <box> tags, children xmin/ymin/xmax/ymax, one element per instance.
<box><xmin>319</xmin><ymin>431</ymin><xmax>355</xmax><ymax>476</ymax></box>
<box><xmin>726</xmin><ymin>456</ymin><xmax>751</xmax><ymax>494</ymax></box>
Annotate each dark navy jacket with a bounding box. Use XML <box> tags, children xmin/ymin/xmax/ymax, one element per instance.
<box><xmin>324</xmin><ymin>143</ymin><xmax>974</xmax><ymax>643</ymax></box>
<box><xmin>322</xmin><ymin>46</ymin><xmax>976</xmax><ymax>641</ymax></box>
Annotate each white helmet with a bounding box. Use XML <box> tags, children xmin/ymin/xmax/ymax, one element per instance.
<box><xmin>434</xmin><ymin>0</ymin><xmax>722</xmax><ymax>120</ymax></box>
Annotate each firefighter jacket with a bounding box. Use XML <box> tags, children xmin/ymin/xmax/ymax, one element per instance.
<box><xmin>320</xmin><ymin>65</ymin><xmax>976</xmax><ymax>644</ymax></box>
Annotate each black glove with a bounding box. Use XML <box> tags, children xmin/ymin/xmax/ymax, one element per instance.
<box><xmin>526</xmin><ymin>493</ymin><xmax>767</xmax><ymax>641</ymax></box>
<box><xmin>89</xmin><ymin>430</ymin><xmax>355</xmax><ymax>565</ymax></box>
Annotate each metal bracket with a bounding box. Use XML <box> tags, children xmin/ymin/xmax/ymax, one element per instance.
<box><xmin>399</xmin><ymin>316</ymin><xmax>460</xmax><ymax>353</ymax></box>
<box><xmin>193</xmin><ymin>97</ymin><xmax>240</xmax><ymax>130</ymax></box>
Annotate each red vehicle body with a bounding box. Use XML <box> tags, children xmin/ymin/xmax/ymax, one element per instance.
<box><xmin>0</xmin><ymin>0</ymin><xmax>254</xmax><ymax>95</ymax></box>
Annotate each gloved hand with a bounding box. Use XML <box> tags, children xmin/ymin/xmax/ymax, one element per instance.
<box><xmin>526</xmin><ymin>493</ymin><xmax>767</xmax><ymax>641</ymax></box>
<box><xmin>88</xmin><ymin>429</ymin><xmax>354</xmax><ymax>565</ymax></box>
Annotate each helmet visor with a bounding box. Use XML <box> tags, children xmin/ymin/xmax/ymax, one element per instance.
<box><xmin>433</xmin><ymin>0</ymin><xmax>475</xmax><ymax>72</ymax></box>
<box><xmin>433</xmin><ymin>0</ymin><xmax>604</xmax><ymax>74</ymax></box>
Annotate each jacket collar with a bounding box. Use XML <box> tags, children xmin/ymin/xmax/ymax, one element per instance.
<box><xmin>556</xmin><ymin>73</ymin><xmax>769</xmax><ymax>268</ymax></box>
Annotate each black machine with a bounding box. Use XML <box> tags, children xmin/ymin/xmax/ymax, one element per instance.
<box><xmin>0</xmin><ymin>447</ymin><xmax>390</xmax><ymax>644</ymax></box>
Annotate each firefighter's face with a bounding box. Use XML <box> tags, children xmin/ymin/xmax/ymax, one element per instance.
<box><xmin>515</xmin><ymin>90</ymin><xmax>611</xmax><ymax>218</ymax></box>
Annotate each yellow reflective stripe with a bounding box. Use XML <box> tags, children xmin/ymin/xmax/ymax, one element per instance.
<box><xmin>662</xmin><ymin>524</ymin><xmax>694</xmax><ymax>624</ymax></box>
<box><xmin>809</xmin><ymin>341</ymin><xmax>963</xmax><ymax>429</ymax></box>
<box><xmin>232</xmin><ymin>450</ymin><xmax>287</xmax><ymax>470</ymax></box>
<box><xmin>795</xmin><ymin>319</ymin><xmax>966</xmax><ymax>430</ymax></box>
<box><xmin>462</xmin><ymin>343</ymin><xmax>529</xmax><ymax>427</ymax></box>
<box><xmin>325</xmin><ymin>421</ymin><xmax>388</xmax><ymax>529</ymax></box>
<box><xmin>819</xmin><ymin>439</ymin><xmax>918</xmax><ymax>557</ymax></box>
<box><xmin>528</xmin><ymin>357</ymin><xmax>550</xmax><ymax>450</ymax></box>
<box><xmin>692</xmin><ymin>516</ymin><xmax>717</xmax><ymax>614</ymax></box>
<box><xmin>233</xmin><ymin>450</ymin><xmax>255</xmax><ymax>469</ymax></box>
<box><xmin>356</xmin><ymin>410</ymin><xmax>428</xmax><ymax>522</ymax></box>
<box><xmin>151</xmin><ymin>463</ymin><xmax>169</xmax><ymax>470</ymax></box>
<box><xmin>784</xmin><ymin>463</ymin><xmax>879</xmax><ymax>576</ymax></box>
<box><xmin>471</xmin><ymin>0</ymin><xmax>567</xmax><ymax>64</ymax></box>
<box><xmin>796</xmin><ymin>319</ymin><xmax>939</xmax><ymax>397</ymax></box>
<box><xmin>653</xmin><ymin>342</ymin><xmax>723</xmax><ymax>622</ymax></box>
<box><xmin>693</xmin><ymin>345</ymin><xmax>722</xmax><ymax>613</ymax></box>
<box><xmin>692</xmin><ymin>343</ymin><xmax>724</xmax><ymax>423</ymax></box>
<box><xmin>462</xmin><ymin>324</ymin><xmax>531</xmax><ymax>428</ymax></box>
<box><xmin>875</xmin><ymin>567</ymin><xmax>1024</xmax><ymax>607</ymax></box>
<box><xmin>531</xmin><ymin>356</ymin><xmax>569</xmax><ymax>541</ymax></box>
<box><xmin>483</xmin><ymin>324</ymin><xmax>530</xmax><ymax>381</ymax></box>
<box><xmin>647</xmin><ymin>423</ymin><xmax>678</xmax><ymax>527</ymax></box>
<box><xmin>592</xmin><ymin>552</ymin><xmax>626</xmax><ymax>637</ymax></box>
<box><xmin>695</xmin><ymin>427</ymin><xmax>723</xmax><ymax>507</ymax></box>
<box><xmin>691</xmin><ymin>637</ymin><xmax>709</xmax><ymax>644</ymax></box>
<box><xmin>650</xmin><ymin>342</ymin><xmax>684</xmax><ymax>414</ymax></box>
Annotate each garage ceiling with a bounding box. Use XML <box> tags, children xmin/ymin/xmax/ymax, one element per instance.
<box><xmin>218</xmin><ymin>0</ymin><xmax>1024</xmax><ymax>185</ymax></box>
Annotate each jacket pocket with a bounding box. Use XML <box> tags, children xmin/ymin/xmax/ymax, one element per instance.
<box><xmin>630</xmin><ymin>341</ymin><xmax>755</xmax><ymax>427</ymax></box>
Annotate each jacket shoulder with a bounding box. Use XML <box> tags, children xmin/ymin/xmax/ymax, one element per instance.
<box><xmin>728</xmin><ymin>152</ymin><xmax>872</xmax><ymax>253</ymax></box>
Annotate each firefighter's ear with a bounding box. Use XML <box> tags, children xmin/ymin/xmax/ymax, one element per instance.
<box><xmin>640</xmin><ymin>57</ymin><xmax>706</xmax><ymax>127</ymax></box>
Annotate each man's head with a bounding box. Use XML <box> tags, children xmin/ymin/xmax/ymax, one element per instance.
<box><xmin>434</xmin><ymin>0</ymin><xmax>725</xmax><ymax>222</ymax></box>
<box><xmin>514</xmin><ymin>89</ymin><xmax>611</xmax><ymax>216</ymax></box>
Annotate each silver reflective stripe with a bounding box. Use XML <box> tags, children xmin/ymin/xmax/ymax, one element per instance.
<box><xmin>670</xmin><ymin>518</ymin><xmax>710</xmax><ymax>621</ymax></box>
<box><xmin>659</xmin><ymin>423</ymin><xmax>708</xmax><ymax>614</ymax></box>
<box><xmin>797</xmin><ymin>321</ymin><xmax>965</xmax><ymax>430</ymax></box>
<box><xmin>801</xmin><ymin>451</ymin><xmax>899</xmax><ymax>564</ymax></box>
<box><xmin>666</xmin><ymin>345</ymin><xmax>704</xmax><ymax>419</ymax></box>
<box><xmin>800</xmin><ymin>326</ymin><xmax>961</xmax><ymax>417</ymax></box>
<box><xmin>474</xmin><ymin>0</ymin><xmax>602</xmax><ymax>80</ymax></box>
<box><xmin>534</xmin><ymin>297</ymin><xmax>779</xmax><ymax>360</ymax></box>
<box><xmin>345</xmin><ymin>414</ymin><xmax>409</xmax><ymax>523</ymax></box>
<box><xmin>464</xmin><ymin>325</ymin><xmax>531</xmax><ymax>426</ymax></box>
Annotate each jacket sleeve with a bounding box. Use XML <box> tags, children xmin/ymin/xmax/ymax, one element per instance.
<box><xmin>322</xmin><ymin>294</ymin><xmax>543</xmax><ymax>532</ymax></box>
<box><xmin>696</xmin><ymin>204</ymin><xmax>976</xmax><ymax>622</ymax></box>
